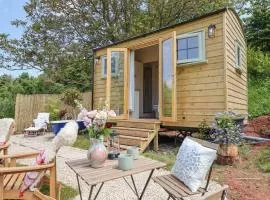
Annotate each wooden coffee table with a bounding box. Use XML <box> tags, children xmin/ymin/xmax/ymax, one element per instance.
<box><xmin>66</xmin><ymin>157</ymin><xmax>166</xmax><ymax>200</ymax></box>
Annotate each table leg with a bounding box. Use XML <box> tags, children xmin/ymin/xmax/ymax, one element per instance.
<box><xmin>88</xmin><ymin>185</ymin><xmax>95</xmax><ymax>200</ymax></box>
<box><xmin>93</xmin><ymin>183</ymin><xmax>104</xmax><ymax>200</ymax></box>
<box><xmin>139</xmin><ymin>169</ymin><xmax>155</xmax><ymax>200</ymax></box>
<box><xmin>123</xmin><ymin>170</ymin><xmax>155</xmax><ymax>200</ymax></box>
<box><xmin>76</xmin><ymin>174</ymin><xmax>83</xmax><ymax>200</ymax></box>
<box><xmin>123</xmin><ymin>177</ymin><xmax>139</xmax><ymax>198</ymax></box>
<box><xmin>131</xmin><ymin>175</ymin><xmax>139</xmax><ymax>197</ymax></box>
<box><xmin>87</xmin><ymin>183</ymin><xmax>104</xmax><ymax>200</ymax></box>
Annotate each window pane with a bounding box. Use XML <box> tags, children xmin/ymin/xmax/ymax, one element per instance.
<box><xmin>110</xmin><ymin>51</ymin><xmax>124</xmax><ymax>115</ymax></box>
<box><xmin>111</xmin><ymin>56</ymin><xmax>116</xmax><ymax>73</ymax></box>
<box><xmin>178</xmin><ymin>38</ymin><xmax>187</xmax><ymax>50</ymax></box>
<box><xmin>103</xmin><ymin>57</ymin><xmax>107</xmax><ymax>75</ymax></box>
<box><xmin>188</xmin><ymin>36</ymin><xmax>199</xmax><ymax>48</ymax></box>
<box><xmin>162</xmin><ymin>39</ymin><xmax>173</xmax><ymax>117</ymax></box>
<box><xmin>188</xmin><ymin>48</ymin><xmax>199</xmax><ymax>59</ymax></box>
<box><xmin>178</xmin><ymin>50</ymin><xmax>188</xmax><ymax>60</ymax></box>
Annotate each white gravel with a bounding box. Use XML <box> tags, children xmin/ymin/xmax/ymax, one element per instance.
<box><xmin>9</xmin><ymin>133</ymin><xmax>225</xmax><ymax>200</ymax></box>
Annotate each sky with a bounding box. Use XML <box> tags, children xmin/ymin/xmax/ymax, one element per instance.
<box><xmin>0</xmin><ymin>0</ymin><xmax>40</xmax><ymax>77</ymax></box>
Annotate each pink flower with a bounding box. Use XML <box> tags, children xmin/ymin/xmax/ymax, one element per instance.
<box><xmin>83</xmin><ymin>116</ymin><xmax>91</xmax><ymax>124</ymax></box>
<box><xmin>108</xmin><ymin>110</ymin><xmax>116</xmax><ymax>117</ymax></box>
<box><xmin>87</xmin><ymin>110</ymin><xmax>97</xmax><ymax>119</ymax></box>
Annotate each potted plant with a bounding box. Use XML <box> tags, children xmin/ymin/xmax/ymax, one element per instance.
<box><xmin>210</xmin><ymin>112</ymin><xmax>243</xmax><ymax>165</ymax></box>
<box><xmin>77</xmin><ymin>100</ymin><xmax>116</xmax><ymax>168</ymax></box>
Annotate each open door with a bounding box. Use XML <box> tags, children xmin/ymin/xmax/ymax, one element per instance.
<box><xmin>106</xmin><ymin>48</ymin><xmax>129</xmax><ymax>119</ymax></box>
<box><xmin>159</xmin><ymin>31</ymin><xmax>177</xmax><ymax>121</ymax></box>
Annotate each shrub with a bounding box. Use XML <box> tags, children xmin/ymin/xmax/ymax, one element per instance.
<box><xmin>210</xmin><ymin>112</ymin><xmax>242</xmax><ymax>145</ymax></box>
<box><xmin>248</xmin><ymin>48</ymin><xmax>270</xmax><ymax>77</ymax></box>
<box><xmin>197</xmin><ymin>119</ymin><xmax>210</xmax><ymax>140</ymax></box>
<box><xmin>248</xmin><ymin>48</ymin><xmax>270</xmax><ymax>118</ymax></box>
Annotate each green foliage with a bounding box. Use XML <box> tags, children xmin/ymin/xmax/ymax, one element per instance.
<box><xmin>40</xmin><ymin>183</ymin><xmax>78</xmax><ymax>200</ymax></box>
<box><xmin>248</xmin><ymin>78</ymin><xmax>270</xmax><ymax>118</ymax></box>
<box><xmin>143</xmin><ymin>148</ymin><xmax>179</xmax><ymax>170</ymax></box>
<box><xmin>197</xmin><ymin>119</ymin><xmax>210</xmax><ymax>140</ymax></box>
<box><xmin>211</xmin><ymin>112</ymin><xmax>242</xmax><ymax>145</ymax></box>
<box><xmin>0</xmin><ymin>0</ymin><xmax>243</xmax><ymax>74</ymax></box>
<box><xmin>247</xmin><ymin>48</ymin><xmax>270</xmax><ymax>118</ymax></box>
<box><xmin>46</xmin><ymin>98</ymin><xmax>62</xmax><ymax>121</ymax></box>
<box><xmin>244</xmin><ymin>0</ymin><xmax>270</xmax><ymax>52</ymax></box>
<box><xmin>73</xmin><ymin>134</ymin><xmax>90</xmax><ymax>150</ymax></box>
<box><xmin>247</xmin><ymin>48</ymin><xmax>270</xmax><ymax>77</ymax></box>
<box><xmin>61</xmin><ymin>88</ymin><xmax>82</xmax><ymax>108</ymax></box>
<box><xmin>239</xmin><ymin>143</ymin><xmax>251</xmax><ymax>159</ymax></box>
<box><xmin>0</xmin><ymin>73</ymin><xmax>65</xmax><ymax>118</ymax></box>
<box><xmin>88</xmin><ymin>128</ymin><xmax>112</xmax><ymax>139</ymax></box>
<box><xmin>257</xmin><ymin>148</ymin><xmax>270</xmax><ymax>172</ymax></box>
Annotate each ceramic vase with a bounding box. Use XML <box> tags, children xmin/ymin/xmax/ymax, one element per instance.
<box><xmin>87</xmin><ymin>138</ymin><xmax>107</xmax><ymax>168</ymax></box>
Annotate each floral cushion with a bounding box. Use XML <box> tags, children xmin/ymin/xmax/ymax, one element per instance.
<box><xmin>171</xmin><ymin>137</ymin><xmax>216</xmax><ymax>192</ymax></box>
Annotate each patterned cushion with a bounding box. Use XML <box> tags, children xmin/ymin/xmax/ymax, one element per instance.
<box><xmin>171</xmin><ymin>137</ymin><xmax>216</xmax><ymax>192</ymax></box>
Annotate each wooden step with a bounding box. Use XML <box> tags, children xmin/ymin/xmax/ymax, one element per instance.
<box><xmin>116</xmin><ymin>120</ymin><xmax>160</xmax><ymax>130</ymax></box>
<box><xmin>111</xmin><ymin>127</ymin><xmax>152</xmax><ymax>138</ymax></box>
<box><xmin>119</xmin><ymin>144</ymin><xmax>141</xmax><ymax>151</ymax></box>
<box><xmin>119</xmin><ymin>135</ymin><xmax>148</xmax><ymax>146</ymax></box>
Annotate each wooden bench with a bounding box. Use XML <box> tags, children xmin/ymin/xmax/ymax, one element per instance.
<box><xmin>153</xmin><ymin>137</ymin><xmax>228</xmax><ymax>200</ymax></box>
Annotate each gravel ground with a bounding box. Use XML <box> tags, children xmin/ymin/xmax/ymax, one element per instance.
<box><xmin>9</xmin><ymin>133</ymin><xmax>225</xmax><ymax>200</ymax></box>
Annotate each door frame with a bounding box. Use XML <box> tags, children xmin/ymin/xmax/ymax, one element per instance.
<box><xmin>158</xmin><ymin>31</ymin><xmax>177</xmax><ymax>122</ymax></box>
<box><xmin>106</xmin><ymin>48</ymin><xmax>129</xmax><ymax>120</ymax></box>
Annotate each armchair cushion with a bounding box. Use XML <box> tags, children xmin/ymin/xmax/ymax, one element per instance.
<box><xmin>171</xmin><ymin>137</ymin><xmax>216</xmax><ymax>192</ymax></box>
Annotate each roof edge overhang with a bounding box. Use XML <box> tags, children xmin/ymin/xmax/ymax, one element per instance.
<box><xmin>93</xmin><ymin>7</ymin><xmax>243</xmax><ymax>52</ymax></box>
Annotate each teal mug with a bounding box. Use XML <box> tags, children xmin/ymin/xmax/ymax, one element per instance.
<box><xmin>127</xmin><ymin>147</ymin><xmax>139</xmax><ymax>160</ymax></box>
<box><xmin>118</xmin><ymin>154</ymin><xmax>133</xmax><ymax>171</ymax></box>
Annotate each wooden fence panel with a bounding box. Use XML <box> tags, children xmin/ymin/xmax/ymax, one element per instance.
<box><xmin>15</xmin><ymin>92</ymin><xmax>92</xmax><ymax>132</ymax></box>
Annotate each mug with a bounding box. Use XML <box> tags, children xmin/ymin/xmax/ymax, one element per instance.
<box><xmin>118</xmin><ymin>154</ymin><xmax>133</xmax><ymax>171</ymax></box>
<box><xmin>127</xmin><ymin>147</ymin><xmax>139</xmax><ymax>160</ymax></box>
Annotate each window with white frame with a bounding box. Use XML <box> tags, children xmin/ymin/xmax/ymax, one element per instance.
<box><xmin>176</xmin><ymin>31</ymin><xmax>205</xmax><ymax>64</ymax></box>
<box><xmin>235</xmin><ymin>42</ymin><xmax>241</xmax><ymax>68</ymax></box>
<box><xmin>101</xmin><ymin>55</ymin><xmax>118</xmax><ymax>78</ymax></box>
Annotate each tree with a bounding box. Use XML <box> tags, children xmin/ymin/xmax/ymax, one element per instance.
<box><xmin>244</xmin><ymin>0</ymin><xmax>270</xmax><ymax>52</ymax></box>
<box><xmin>0</xmin><ymin>72</ymin><xmax>66</xmax><ymax>117</ymax></box>
<box><xmin>0</xmin><ymin>0</ymin><xmax>245</xmax><ymax>74</ymax></box>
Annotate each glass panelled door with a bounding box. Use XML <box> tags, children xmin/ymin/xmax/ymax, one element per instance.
<box><xmin>159</xmin><ymin>32</ymin><xmax>177</xmax><ymax>121</ymax></box>
<box><xmin>106</xmin><ymin>48</ymin><xmax>129</xmax><ymax>119</ymax></box>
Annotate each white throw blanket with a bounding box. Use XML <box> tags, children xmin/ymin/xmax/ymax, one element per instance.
<box><xmin>0</xmin><ymin>118</ymin><xmax>15</xmax><ymax>144</ymax></box>
<box><xmin>20</xmin><ymin>120</ymin><xmax>79</xmax><ymax>196</ymax></box>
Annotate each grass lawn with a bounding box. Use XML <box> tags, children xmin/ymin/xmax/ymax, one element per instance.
<box><xmin>40</xmin><ymin>183</ymin><xmax>78</xmax><ymax>200</ymax></box>
<box><xmin>257</xmin><ymin>148</ymin><xmax>270</xmax><ymax>172</ymax></box>
<box><xmin>143</xmin><ymin>147</ymin><xmax>178</xmax><ymax>170</ymax></box>
<box><xmin>73</xmin><ymin>134</ymin><xmax>90</xmax><ymax>150</ymax></box>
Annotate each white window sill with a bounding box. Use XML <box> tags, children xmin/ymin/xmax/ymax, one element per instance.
<box><xmin>177</xmin><ymin>60</ymin><xmax>208</xmax><ymax>67</ymax></box>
